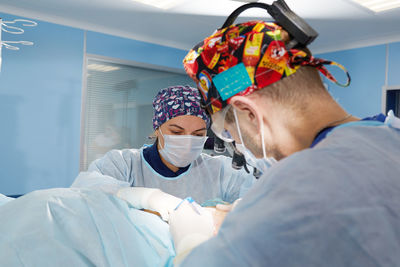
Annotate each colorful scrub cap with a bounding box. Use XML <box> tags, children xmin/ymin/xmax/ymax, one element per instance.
<box><xmin>152</xmin><ymin>85</ymin><xmax>210</xmax><ymax>130</ymax></box>
<box><xmin>183</xmin><ymin>21</ymin><xmax>351</xmax><ymax>114</ymax></box>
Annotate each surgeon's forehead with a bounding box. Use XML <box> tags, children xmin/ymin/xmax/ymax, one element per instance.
<box><xmin>164</xmin><ymin>115</ymin><xmax>206</xmax><ymax>131</ymax></box>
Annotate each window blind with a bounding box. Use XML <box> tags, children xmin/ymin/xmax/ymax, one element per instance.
<box><xmin>80</xmin><ymin>57</ymin><xmax>194</xmax><ymax>171</ymax></box>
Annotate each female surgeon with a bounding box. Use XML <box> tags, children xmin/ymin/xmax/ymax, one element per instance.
<box><xmin>72</xmin><ymin>85</ymin><xmax>254</xmax><ymax>221</ymax></box>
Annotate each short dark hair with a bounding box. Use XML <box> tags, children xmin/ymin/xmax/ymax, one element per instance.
<box><xmin>256</xmin><ymin>66</ymin><xmax>327</xmax><ymax>104</ymax></box>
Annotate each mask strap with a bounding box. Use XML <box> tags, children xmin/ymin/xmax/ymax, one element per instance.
<box><xmin>234</xmin><ymin>108</ymin><xmax>276</xmax><ymax>166</ymax></box>
<box><xmin>259</xmin><ymin>116</ymin><xmax>267</xmax><ymax>160</ymax></box>
<box><xmin>259</xmin><ymin>115</ymin><xmax>276</xmax><ymax>166</ymax></box>
<box><xmin>158</xmin><ymin>127</ymin><xmax>166</xmax><ymax>149</ymax></box>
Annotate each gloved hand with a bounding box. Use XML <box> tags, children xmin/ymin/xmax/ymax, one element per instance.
<box><xmin>204</xmin><ymin>198</ymin><xmax>241</xmax><ymax>234</ymax></box>
<box><xmin>215</xmin><ymin>197</ymin><xmax>242</xmax><ymax>212</ymax></box>
<box><xmin>116</xmin><ymin>187</ymin><xmax>182</xmax><ymax>221</ymax></box>
<box><xmin>169</xmin><ymin>198</ymin><xmax>215</xmax><ymax>258</ymax></box>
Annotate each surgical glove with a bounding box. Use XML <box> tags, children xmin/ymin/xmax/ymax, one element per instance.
<box><xmin>215</xmin><ymin>197</ymin><xmax>242</xmax><ymax>212</ymax></box>
<box><xmin>116</xmin><ymin>187</ymin><xmax>182</xmax><ymax>221</ymax></box>
<box><xmin>169</xmin><ymin>199</ymin><xmax>215</xmax><ymax>258</ymax></box>
<box><xmin>203</xmin><ymin>207</ymin><xmax>227</xmax><ymax>234</ymax></box>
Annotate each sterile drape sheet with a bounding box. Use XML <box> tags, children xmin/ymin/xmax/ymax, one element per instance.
<box><xmin>0</xmin><ymin>188</ymin><xmax>175</xmax><ymax>267</ymax></box>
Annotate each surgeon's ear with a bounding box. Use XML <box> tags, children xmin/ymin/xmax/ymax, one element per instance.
<box><xmin>230</xmin><ymin>95</ymin><xmax>261</xmax><ymax>132</ymax></box>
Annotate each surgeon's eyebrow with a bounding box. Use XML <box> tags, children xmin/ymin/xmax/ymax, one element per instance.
<box><xmin>169</xmin><ymin>124</ymin><xmax>184</xmax><ymax>130</ymax></box>
<box><xmin>169</xmin><ymin>124</ymin><xmax>206</xmax><ymax>133</ymax></box>
<box><xmin>193</xmin><ymin>128</ymin><xmax>207</xmax><ymax>132</ymax></box>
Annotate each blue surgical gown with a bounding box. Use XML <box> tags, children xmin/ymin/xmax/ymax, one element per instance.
<box><xmin>181</xmin><ymin>122</ymin><xmax>400</xmax><ymax>266</ymax></box>
<box><xmin>72</xmin><ymin>147</ymin><xmax>255</xmax><ymax>204</ymax></box>
<box><xmin>0</xmin><ymin>188</ymin><xmax>176</xmax><ymax>267</ymax></box>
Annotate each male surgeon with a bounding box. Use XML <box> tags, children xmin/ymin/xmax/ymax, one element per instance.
<box><xmin>168</xmin><ymin>5</ymin><xmax>400</xmax><ymax>267</ymax></box>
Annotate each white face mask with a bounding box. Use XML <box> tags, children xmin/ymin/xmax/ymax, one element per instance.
<box><xmin>233</xmin><ymin>109</ymin><xmax>276</xmax><ymax>175</ymax></box>
<box><xmin>158</xmin><ymin>128</ymin><xmax>207</xmax><ymax>168</ymax></box>
<box><xmin>235</xmin><ymin>143</ymin><xmax>274</xmax><ymax>174</ymax></box>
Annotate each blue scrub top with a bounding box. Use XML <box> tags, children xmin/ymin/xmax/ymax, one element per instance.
<box><xmin>142</xmin><ymin>142</ymin><xmax>190</xmax><ymax>177</ymax></box>
<box><xmin>181</xmin><ymin>114</ymin><xmax>400</xmax><ymax>267</ymax></box>
<box><xmin>310</xmin><ymin>113</ymin><xmax>386</xmax><ymax>148</ymax></box>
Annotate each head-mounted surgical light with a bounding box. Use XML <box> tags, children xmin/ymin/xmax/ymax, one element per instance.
<box><xmin>184</xmin><ymin>0</ymin><xmax>351</xmax><ymax>118</ymax></box>
<box><xmin>220</xmin><ymin>1</ymin><xmax>318</xmax><ymax>49</ymax></box>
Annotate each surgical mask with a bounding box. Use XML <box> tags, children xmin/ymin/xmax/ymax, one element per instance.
<box><xmin>235</xmin><ymin>143</ymin><xmax>274</xmax><ymax>174</ymax></box>
<box><xmin>158</xmin><ymin>128</ymin><xmax>207</xmax><ymax>168</ymax></box>
<box><xmin>233</xmin><ymin>109</ymin><xmax>276</xmax><ymax>175</ymax></box>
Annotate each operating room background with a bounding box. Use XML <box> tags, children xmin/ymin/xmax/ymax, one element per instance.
<box><xmin>81</xmin><ymin>56</ymin><xmax>194</xmax><ymax>171</ymax></box>
<box><xmin>0</xmin><ymin>11</ymin><xmax>399</xmax><ymax>196</ymax></box>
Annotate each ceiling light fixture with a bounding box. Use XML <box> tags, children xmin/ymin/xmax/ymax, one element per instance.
<box><xmin>229</xmin><ymin>0</ymin><xmax>259</xmax><ymax>2</ymax></box>
<box><xmin>352</xmin><ymin>0</ymin><xmax>400</xmax><ymax>12</ymax></box>
<box><xmin>87</xmin><ymin>64</ymin><xmax>120</xmax><ymax>72</ymax></box>
<box><xmin>130</xmin><ymin>0</ymin><xmax>184</xmax><ymax>9</ymax></box>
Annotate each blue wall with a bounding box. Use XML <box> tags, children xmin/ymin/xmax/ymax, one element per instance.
<box><xmin>317</xmin><ymin>42</ymin><xmax>400</xmax><ymax>118</ymax></box>
<box><xmin>317</xmin><ymin>45</ymin><xmax>387</xmax><ymax>118</ymax></box>
<box><xmin>0</xmin><ymin>13</ymin><xmax>84</xmax><ymax>195</ymax></box>
<box><xmin>0</xmin><ymin>13</ymin><xmax>188</xmax><ymax>195</ymax></box>
<box><xmin>86</xmin><ymin>32</ymin><xmax>187</xmax><ymax>69</ymax></box>
<box><xmin>388</xmin><ymin>42</ymin><xmax>400</xmax><ymax>86</ymax></box>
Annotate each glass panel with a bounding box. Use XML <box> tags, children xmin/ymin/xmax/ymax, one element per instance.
<box><xmin>81</xmin><ymin>58</ymin><xmax>195</xmax><ymax>171</ymax></box>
